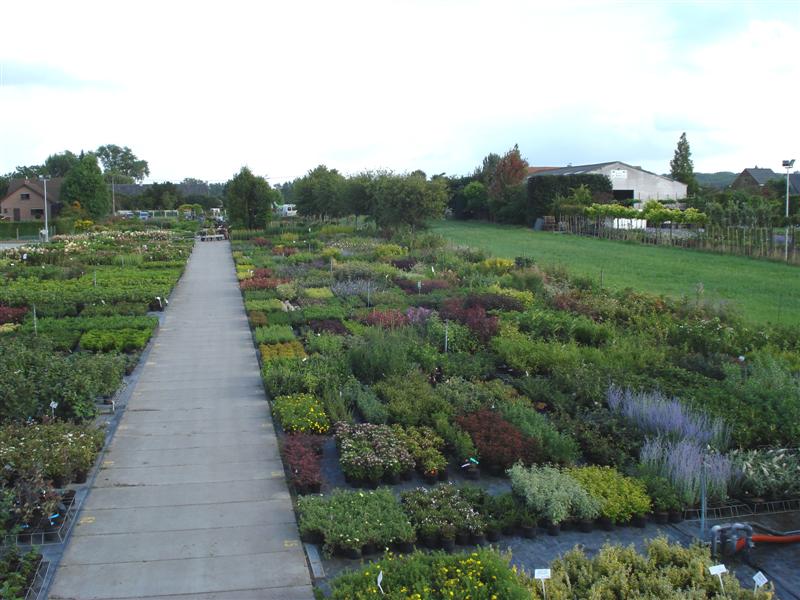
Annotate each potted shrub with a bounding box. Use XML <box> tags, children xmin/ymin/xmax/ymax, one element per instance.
<box><xmin>544</xmin><ymin>491</ymin><xmax>570</xmax><ymax>536</ymax></box>
<box><xmin>572</xmin><ymin>490</ymin><xmax>600</xmax><ymax>533</ymax></box>
<box><xmin>519</xmin><ymin>509</ymin><xmax>538</xmax><ymax>538</ymax></box>
<box><xmin>440</xmin><ymin>523</ymin><xmax>456</xmax><ymax>552</ymax></box>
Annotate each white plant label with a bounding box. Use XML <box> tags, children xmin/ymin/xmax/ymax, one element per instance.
<box><xmin>709</xmin><ymin>564</ymin><xmax>727</xmax><ymax>576</ymax></box>
<box><xmin>753</xmin><ymin>571</ymin><xmax>768</xmax><ymax>588</ymax></box>
<box><xmin>377</xmin><ymin>570</ymin><xmax>384</xmax><ymax>594</ymax></box>
<box><xmin>50</xmin><ymin>401</ymin><xmax>59</xmax><ymax>410</ymax></box>
<box><xmin>534</xmin><ymin>569</ymin><xmax>551</xmax><ymax>580</ymax></box>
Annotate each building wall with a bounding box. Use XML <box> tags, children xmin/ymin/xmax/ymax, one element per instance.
<box><xmin>597</xmin><ymin>163</ymin><xmax>687</xmax><ymax>201</ymax></box>
<box><xmin>1</xmin><ymin>188</ymin><xmax>51</xmax><ymax>221</ymax></box>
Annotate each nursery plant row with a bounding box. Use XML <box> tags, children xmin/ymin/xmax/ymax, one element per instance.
<box><xmin>231</xmin><ymin>221</ymin><xmax>799</xmax><ymax>597</ymax></box>
<box><xmin>0</xmin><ymin>227</ymin><xmax>193</xmax><ymax>599</ymax></box>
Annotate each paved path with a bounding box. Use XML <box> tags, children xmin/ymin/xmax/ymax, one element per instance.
<box><xmin>50</xmin><ymin>242</ymin><xmax>313</xmax><ymax>600</ymax></box>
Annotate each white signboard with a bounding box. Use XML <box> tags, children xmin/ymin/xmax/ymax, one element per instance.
<box><xmin>534</xmin><ymin>569</ymin><xmax>551</xmax><ymax>580</ymax></box>
<box><xmin>609</xmin><ymin>169</ymin><xmax>628</xmax><ymax>179</ymax></box>
<box><xmin>753</xmin><ymin>571</ymin><xmax>768</xmax><ymax>588</ymax></box>
<box><xmin>709</xmin><ymin>564</ymin><xmax>728</xmax><ymax>576</ymax></box>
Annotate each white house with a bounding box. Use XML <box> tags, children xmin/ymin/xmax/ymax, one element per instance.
<box><xmin>528</xmin><ymin>161</ymin><xmax>687</xmax><ymax>206</ymax></box>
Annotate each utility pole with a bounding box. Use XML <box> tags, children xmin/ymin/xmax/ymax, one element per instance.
<box><xmin>41</xmin><ymin>176</ymin><xmax>50</xmax><ymax>242</ymax></box>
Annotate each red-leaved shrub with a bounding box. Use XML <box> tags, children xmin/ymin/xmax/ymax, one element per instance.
<box><xmin>239</xmin><ymin>277</ymin><xmax>288</xmax><ymax>291</ymax></box>
<box><xmin>253</xmin><ymin>237</ymin><xmax>271</xmax><ymax>247</ymax></box>
<box><xmin>282</xmin><ymin>434</ymin><xmax>324</xmax><ymax>494</ymax></box>
<box><xmin>363</xmin><ymin>309</ymin><xmax>409</xmax><ymax>329</ymax></box>
<box><xmin>253</xmin><ymin>268</ymin><xmax>273</xmax><ymax>279</ymax></box>
<box><xmin>0</xmin><ymin>305</ymin><xmax>27</xmax><ymax>325</ymax></box>
<box><xmin>456</xmin><ymin>409</ymin><xmax>540</xmax><ymax>473</ymax></box>
<box><xmin>440</xmin><ymin>299</ymin><xmax>499</xmax><ymax>343</ymax></box>
<box><xmin>307</xmin><ymin>319</ymin><xmax>349</xmax><ymax>335</ymax></box>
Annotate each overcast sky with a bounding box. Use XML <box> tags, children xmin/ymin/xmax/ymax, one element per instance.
<box><xmin>2</xmin><ymin>1</ymin><xmax>799</xmax><ymax>184</ymax></box>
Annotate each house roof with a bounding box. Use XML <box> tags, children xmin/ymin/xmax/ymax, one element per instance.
<box><xmin>527</xmin><ymin>161</ymin><xmax>679</xmax><ymax>183</ymax></box>
<box><xmin>526</xmin><ymin>166</ymin><xmax>559</xmax><ymax>176</ymax></box>
<box><xmin>741</xmin><ymin>168</ymin><xmax>779</xmax><ymax>186</ymax></box>
<box><xmin>4</xmin><ymin>178</ymin><xmax>64</xmax><ymax>203</ymax></box>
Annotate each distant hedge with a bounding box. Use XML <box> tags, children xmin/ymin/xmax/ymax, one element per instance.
<box><xmin>527</xmin><ymin>174</ymin><xmax>612</xmax><ymax>222</ymax></box>
<box><xmin>0</xmin><ymin>221</ymin><xmax>42</xmax><ymax>239</ymax></box>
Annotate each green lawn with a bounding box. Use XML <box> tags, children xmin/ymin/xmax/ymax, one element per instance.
<box><xmin>431</xmin><ymin>220</ymin><xmax>800</xmax><ymax>325</ymax></box>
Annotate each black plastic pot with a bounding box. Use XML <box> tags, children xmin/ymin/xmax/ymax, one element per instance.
<box><xmin>546</xmin><ymin>522</ymin><xmax>561</xmax><ymax>536</ymax></box>
<box><xmin>486</xmin><ymin>528</ymin><xmax>501</xmax><ymax>542</ymax></box>
<box><xmin>344</xmin><ymin>546</ymin><xmax>362</xmax><ymax>559</ymax></box>
<box><xmin>653</xmin><ymin>511</ymin><xmax>669</xmax><ymax>524</ymax></box>
<box><xmin>362</xmin><ymin>543</ymin><xmax>377</xmax><ymax>556</ymax></box>
<box><xmin>668</xmin><ymin>509</ymin><xmax>683</xmax><ymax>523</ymax></box>
<box><xmin>502</xmin><ymin>523</ymin><xmax>518</xmax><ymax>536</ymax></box>
<box><xmin>520</xmin><ymin>524</ymin><xmax>537</xmax><ymax>539</ymax></box>
<box><xmin>455</xmin><ymin>531</ymin><xmax>470</xmax><ymax>545</ymax></box>
<box><xmin>632</xmin><ymin>514</ymin><xmax>647</xmax><ymax>528</ymax></box>
<box><xmin>462</xmin><ymin>466</ymin><xmax>480</xmax><ymax>480</ymax></box>
<box><xmin>437</xmin><ymin>468</ymin><xmax>448</xmax><ymax>481</ymax></box>
<box><xmin>598</xmin><ymin>516</ymin><xmax>614</xmax><ymax>531</ymax></box>
<box><xmin>578</xmin><ymin>519</ymin><xmax>594</xmax><ymax>533</ymax></box>
<box><xmin>441</xmin><ymin>537</ymin><xmax>456</xmax><ymax>552</ymax></box>
<box><xmin>300</xmin><ymin>530</ymin><xmax>323</xmax><ymax>544</ymax></box>
<box><xmin>471</xmin><ymin>532</ymin><xmax>487</xmax><ymax>545</ymax></box>
<box><xmin>393</xmin><ymin>540</ymin><xmax>415</xmax><ymax>553</ymax></box>
<box><xmin>420</xmin><ymin>533</ymin><xmax>439</xmax><ymax>549</ymax></box>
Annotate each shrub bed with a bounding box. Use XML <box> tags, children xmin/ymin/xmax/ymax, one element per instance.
<box><xmin>272</xmin><ymin>393</ymin><xmax>329</xmax><ymax>434</ymax></box>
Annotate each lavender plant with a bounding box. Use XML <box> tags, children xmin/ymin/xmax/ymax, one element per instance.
<box><xmin>607</xmin><ymin>385</ymin><xmax>728</xmax><ymax>449</ymax></box>
<box><xmin>640</xmin><ymin>438</ymin><xmax>732</xmax><ymax>506</ymax></box>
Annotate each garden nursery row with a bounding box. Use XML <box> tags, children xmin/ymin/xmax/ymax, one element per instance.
<box><xmin>0</xmin><ymin>228</ymin><xmax>192</xmax><ymax>599</ymax></box>
<box><xmin>231</xmin><ymin>221</ymin><xmax>799</xmax><ymax>597</ymax></box>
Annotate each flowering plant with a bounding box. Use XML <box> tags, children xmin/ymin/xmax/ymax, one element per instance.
<box><xmin>335</xmin><ymin>422</ymin><xmax>414</xmax><ymax>482</ymax></box>
<box><xmin>272</xmin><ymin>393</ymin><xmax>329</xmax><ymax>434</ymax></box>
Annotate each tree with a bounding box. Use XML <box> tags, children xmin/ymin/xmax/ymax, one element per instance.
<box><xmin>140</xmin><ymin>182</ymin><xmax>182</xmax><ymax>210</ymax></box>
<box><xmin>96</xmin><ymin>144</ymin><xmax>150</xmax><ymax>183</ymax></box>
<box><xmin>487</xmin><ymin>144</ymin><xmax>529</xmax><ymax>222</ymax></box>
<box><xmin>669</xmin><ymin>133</ymin><xmax>699</xmax><ymax>196</ymax></box>
<box><xmin>44</xmin><ymin>151</ymin><xmax>79</xmax><ymax>177</ymax></box>
<box><xmin>224</xmin><ymin>167</ymin><xmax>280</xmax><ymax>229</ymax></box>
<box><xmin>463</xmin><ymin>181</ymin><xmax>489</xmax><ymax>218</ymax></box>
<box><xmin>369</xmin><ymin>172</ymin><xmax>448</xmax><ymax>230</ymax></box>
<box><xmin>61</xmin><ymin>153</ymin><xmax>110</xmax><ymax>218</ymax></box>
<box><xmin>474</xmin><ymin>153</ymin><xmax>501</xmax><ymax>186</ymax></box>
<box><xmin>342</xmin><ymin>172</ymin><xmax>375</xmax><ymax>220</ymax></box>
<box><xmin>293</xmin><ymin>165</ymin><xmax>347</xmax><ymax>218</ymax></box>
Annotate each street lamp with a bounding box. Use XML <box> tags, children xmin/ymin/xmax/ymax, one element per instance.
<box><xmin>783</xmin><ymin>159</ymin><xmax>795</xmax><ymax>262</ymax></box>
<box><xmin>40</xmin><ymin>175</ymin><xmax>50</xmax><ymax>242</ymax></box>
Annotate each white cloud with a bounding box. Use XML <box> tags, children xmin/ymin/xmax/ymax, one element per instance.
<box><xmin>1</xmin><ymin>1</ymin><xmax>798</xmax><ymax>182</ymax></box>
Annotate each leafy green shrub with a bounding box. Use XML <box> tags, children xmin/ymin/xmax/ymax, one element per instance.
<box><xmin>342</xmin><ymin>378</ymin><xmax>387</xmax><ymax>423</ymax></box>
<box><xmin>349</xmin><ymin>328</ymin><xmax>438</xmax><ymax>384</ymax></box>
<box><xmin>80</xmin><ymin>328</ymin><xmax>152</xmax><ymax>352</ymax></box>
<box><xmin>0</xmin><ymin>422</ymin><xmax>105</xmax><ymax>486</ymax></box>
<box><xmin>391</xmin><ymin>425</ymin><xmax>447</xmax><ymax>476</ymax></box>
<box><xmin>244</xmin><ymin>298</ymin><xmax>286</xmax><ymax>312</ymax></box>
<box><xmin>543</xmin><ymin>537</ymin><xmax>771</xmax><ymax>599</ymax></box>
<box><xmin>297</xmin><ymin>488</ymin><xmax>415</xmax><ymax>557</ymax></box>
<box><xmin>272</xmin><ymin>393</ymin><xmax>329</xmax><ymax>434</ymax></box>
<box><xmin>374</xmin><ymin>371</ymin><xmax>449</xmax><ymax>426</ymax></box>
<box><xmin>262</xmin><ymin>358</ymin><xmax>307</xmax><ymax>396</ymax></box>
<box><xmin>259</xmin><ymin>341</ymin><xmax>306</xmax><ymax>362</ymax></box>
<box><xmin>567</xmin><ymin>466</ymin><xmax>651</xmax><ymax>523</ymax></box>
<box><xmin>401</xmin><ymin>484</ymin><xmax>485</xmax><ymax>538</ymax></box>
<box><xmin>303</xmin><ymin>287</ymin><xmax>334</xmax><ymax>300</ymax></box>
<box><xmin>335</xmin><ymin>422</ymin><xmax>414</xmax><ymax>482</ymax></box>
<box><xmin>328</xmin><ymin>548</ymin><xmax>532</xmax><ymax>599</ymax></box>
<box><xmin>499</xmin><ymin>401</ymin><xmax>579</xmax><ymax>465</ymax></box>
<box><xmin>254</xmin><ymin>324</ymin><xmax>296</xmax><ymax>344</ymax></box>
<box><xmin>508</xmin><ymin>464</ymin><xmax>599</xmax><ymax>525</ymax></box>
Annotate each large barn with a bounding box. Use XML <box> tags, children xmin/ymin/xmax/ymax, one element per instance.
<box><xmin>527</xmin><ymin>161</ymin><xmax>687</xmax><ymax>206</ymax></box>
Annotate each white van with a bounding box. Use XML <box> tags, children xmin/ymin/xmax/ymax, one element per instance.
<box><xmin>276</xmin><ymin>204</ymin><xmax>297</xmax><ymax>217</ymax></box>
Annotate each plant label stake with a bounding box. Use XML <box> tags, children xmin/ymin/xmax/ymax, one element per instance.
<box><xmin>709</xmin><ymin>564</ymin><xmax>727</xmax><ymax>596</ymax></box>
<box><xmin>377</xmin><ymin>570</ymin><xmax>384</xmax><ymax>595</ymax></box>
<box><xmin>49</xmin><ymin>401</ymin><xmax>58</xmax><ymax>419</ymax></box>
<box><xmin>444</xmin><ymin>320</ymin><xmax>449</xmax><ymax>353</ymax></box>
<box><xmin>93</xmin><ymin>270</ymin><xmax>97</xmax><ymax>287</ymax></box>
<box><xmin>417</xmin><ymin>280</ymin><xmax>421</xmax><ymax>295</ymax></box>
<box><xmin>32</xmin><ymin>303</ymin><xmax>37</xmax><ymax>335</ymax></box>
<box><xmin>535</xmin><ymin>569</ymin><xmax>551</xmax><ymax>600</ymax></box>
<box><xmin>753</xmin><ymin>571</ymin><xmax>767</xmax><ymax>592</ymax></box>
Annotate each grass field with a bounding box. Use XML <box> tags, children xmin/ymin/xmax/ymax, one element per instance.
<box><xmin>431</xmin><ymin>220</ymin><xmax>800</xmax><ymax>325</ymax></box>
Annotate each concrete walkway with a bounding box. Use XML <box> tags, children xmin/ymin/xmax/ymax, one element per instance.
<box><xmin>50</xmin><ymin>242</ymin><xmax>314</xmax><ymax>600</ymax></box>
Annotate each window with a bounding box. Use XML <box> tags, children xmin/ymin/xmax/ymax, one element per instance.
<box><xmin>20</xmin><ymin>193</ymin><xmax>31</xmax><ymax>200</ymax></box>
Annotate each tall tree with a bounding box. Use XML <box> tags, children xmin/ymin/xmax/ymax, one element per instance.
<box><xmin>61</xmin><ymin>153</ymin><xmax>110</xmax><ymax>218</ymax></box>
<box><xmin>487</xmin><ymin>144</ymin><xmax>529</xmax><ymax>221</ymax></box>
<box><xmin>224</xmin><ymin>167</ymin><xmax>280</xmax><ymax>229</ymax></box>
<box><xmin>44</xmin><ymin>150</ymin><xmax>79</xmax><ymax>177</ymax></box>
<box><xmin>474</xmin><ymin>153</ymin><xmax>501</xmax><ymax>186</ymax></box>
<box><xmin>96</xmin><ymin>144</ymin><xmax>150</xmax><ymax>183</ymax></box>
<box><xmin>293</xmin><ymin>165</ymin><xmax>347</xmax><ymax>218</ymax></box>
<box><xmin>369</xmin><ymin>172</ymin><xmax>448</xmax><ymax>230</ymax></box>
<box><xmin>670</xmin><ymin>132</ymin><xmax>699</xmax><ymax>195</ymax></box>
